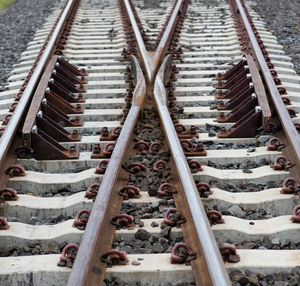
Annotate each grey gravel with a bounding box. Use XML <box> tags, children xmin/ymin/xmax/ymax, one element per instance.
<box><xmin>252</xmin><ymin>0</ymin><xmax>300</xmax><ymax>75</ymax></box>
<box><xmin>222</xmin><ymin>237</ymin><xmax>300</xmax><ymax>251</ymax></box>
<box><xmin>230</xmin><ymin>267</ymin><xmax>300</xmax><ymax>285</ymax></box>
<box><xmin>228</xmin><ymin>205</ymin><xmax>246</xmax><ymax>217</ymax></box>
<box><xmin>0</xmin><ymin>0</ymin><xmax>60</xmax><ymax>88</ymax></box>
<box><xmin>0</xmin><ymin>241</ymin><xmax>64</xmax><ymax>257</ymax></box>
<box><xmin>28</xmin><ymin>216</ymin><xmax>41</xmax><ymax>225</ymax></box>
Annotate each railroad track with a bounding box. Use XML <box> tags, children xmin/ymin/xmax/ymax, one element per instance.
<box><xmin>0</xmin><ymin>0</ymin><xmax>299</xmax><ymax>285</ymax></box>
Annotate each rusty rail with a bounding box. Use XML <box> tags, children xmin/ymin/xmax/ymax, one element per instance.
<box><xmin>124</xmin><ymin>0</ymin><xmax>183</xmax><ymax>83</ymax></box>
<box><xmin>154</xmin><ymin>56</ymin><xmax>231</xmax><ymax>285</ymax></box>
<box><xmin>246</xmin><ymin>54</ymin><xmax>271</xmax><ymax>129</ymax></box>
<box><xmin>235</xmin><ymin>0</ymin><xmax>300</xmax><ymax>167</ymax></box>
<box><xmin>69</xmin><ymin>0</ymin><xmax>230</xmax><ymax>285</ymax></box>
<box><xmin>67</xmin><ymin>56</ymin><xmax>146</xmax><ymax>285</ymax></box>
<box><xmin>0</xmin><ymin>0</ymin><xmax>78</xmax><ymax>176</ymax></box>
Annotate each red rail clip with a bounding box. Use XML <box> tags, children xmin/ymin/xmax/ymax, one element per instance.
<box><xmin>267</xmin><ymin>137</ymin><xmax>284</xmax><ymax>151</ymax></box>
<box><xmin>119</xmin><ymin>185</ymin><xmax>140</xmax><ymax>200</ymax></box>
<box><xmin>281</xmin><ymin>178</ymin><xmax>300</xmax><ymax>195</ymax></box>
<box><xmin>157</xmin><ymin>183</ymin><xmax>176</xmax><ymax>197</ymax></box>
<box><xmin>219</xmin><ymin>244</ymin><xmax>240</xmax><ymax>263</ymax></box>
<box><xmin>127</xmin><ymin>162</ymin><xmax>146</xmax><ymax>173</ymax></box>
<box><xmin>73</xmin><ymin>209</ymin><xmax>91</xmax><ymax>230</ymax></box>
<box><xmin>273</xmin><ymin>156</ymin><xmax>294</xmax><ymax>170</ymax></box>
<box><xmin>0</xmin><ymin>217</ymin><xmax>8</xmax><ymax>230</ymax></box>
<box><xmin>102</xmin><ymin>250</ymin><xmax>127</xmax><ymax>265</ymax></box>
<box><xmin>196</xmin><ymin>182</ymin><xmax>212</xmax><ymax>198</ymax></box>
<box><xmin>206</xmin><ymin>210</ymin><xmax>224</xmax><ymax>225</ymax></box>
<box><xmin>291</xmin><ymin>205</ymin><xmax>300</xmax><ymax>223</ymax></box>
<box><xmin>5</xmin><ymin>165</ymin><xmax>25</xmax><ymax>177</ymax></box>
<box><xmin>95</xmin><ymin>159</ymin><xmax>109</xmax><ymax>174</ymax></box>
<box><xmin>85</xmin><ymin>183</ymin><xmax>100</xmax><ymax>199</ymax></box>
<box><xmin>58</xmin><ymin>243</ymin><xmax>79</xmax><ymax>268</ymax></box>
<box><xmin>111</xmin><ymin>214</ymin><xmax>134</xmax><ymax>229</ymax></box>
<box><xmin>164</xmin><ymin>208</ymin><xmax>186</xmax><ymax>227</ymax></box>
<box><xmin>188</xmin><ymin>159</ymin><xmax>202</xmax><ymax>173</ymax></box>
<box><xmin>153</xmin><ymin>160</ymin><xmax>169</xmax><ymax>172</ymax></box>
<box><xmin>171</xmin><ymin>243</ymin><xmax>190</xmax><ymax>264</ymax></box>
<box><xmin>0</xmin><ymin>188</ymin><xmax>18</xmax><ymax>201</ymax></box>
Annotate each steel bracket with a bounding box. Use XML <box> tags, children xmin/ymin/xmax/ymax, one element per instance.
<box><xmin>216</xmin><ymin>55</ymin><xmax>271</xmax><ymax>137</ymax></box>
<box><xmin>218</xmin><ymin>109</ymin><xmax>262</xmax><ymax>138</ymax></box>
<box><xmin>22</xmin><ymin>55</ymin><xmax>86</xmax><ymax>160</ymax></box>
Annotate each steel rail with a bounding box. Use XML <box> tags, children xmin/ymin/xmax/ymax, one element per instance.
<box><xmin>67</xmin><ymin>56</ymin><xmax>146</xmax><ymax>286</ymax></box>
<box><xmin>235</xmin><ymin>0</ymin><xmax>300</xmax><ymax>167</ymax></box>
<box><xmin>154</xmin><ymin>56</ymin><xmax>231</xmax><ymax>286</ymax></box>
<box><xmin>246</xmin><ymin>54</ymin><xmax>271</xmax><ymax>129</ymax></box>
<box><xmin>124</xmin><ymin>0</ymin><xmax>183</xmax><ymax>83</ymax></box>
<box><xmin>69</xmin><ymin>1</ymin><xmax>230</xmax><ymax>285</ymax></box>
<box><xmin>68</xmin><ymin>1</ymin><xmax>189</xmax><ymax>284</ymax></box>
<box><xmin>0</xmin><ymin>0</ymin><xmax>77</xmax><ymax>172</ymax></box>
<box><xmin>123</xmin><ymin>0</ymin><xmax>151</xmax><ymax>81</ymax></box>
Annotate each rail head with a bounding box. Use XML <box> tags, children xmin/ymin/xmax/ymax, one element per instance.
<box><xmin>0</xmin><ymin>0</ymin><xmax>77</xmax><ymax>171</ymax></box>
<box><xmin>123</xmin><ymin>0</ymin><xmax>183</xmax><ymax>83</ymax></box>
<box><xmin>235</xmin><ymin>0</ymin><xmax>300</xmax><ymax>167</ymax></box>
<box><xmin>123</xmin><ymin>0</ymin><xmax>151</xmax><ymax>81</ymax></box>
<box><xmin>67</xmin><ymin>56</ymin><xmax>146</xmax><ymax>286</ymax></box>
<box><xmin>153</xmin><ymin>0</ymin><xmax>183</xmax><ymax>68</ymax></box>
<box><xmin>70</xmin><ymin>2</ymin><xmax>230</xmax><ymax>285</ymax></box>
<box><xmin>154</xmin><ymin>56</ymin><xmax>231</xmax><ymax>286</ymax></box>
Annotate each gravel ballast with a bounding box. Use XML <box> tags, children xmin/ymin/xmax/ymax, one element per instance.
<box><xmin>252</xmin><ymin>0</ymin><xmax>300</xmax><ymax>75</ymax></box>
<box><xmin>0</xmin><ymin>0</ymin><xmax>60</xmax><ymax>90</ymax></box>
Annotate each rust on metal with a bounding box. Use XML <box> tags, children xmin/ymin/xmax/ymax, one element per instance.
<box><xmin>73</xmin><ymin>209</ymin><xmax>91</xmax><ymax>230</ymax></box>
<box><xmin>67</xmin><ymin>56</ymin><xmax>146</xmax><ymax>285</ymax></box>
<box><xmin>291</xmin><ymin>205</ymin><xmax>300</xmax><ymax>223</ymax></box>
<box><xmin>171</xmin><ymin>243</ymin><xmax>191</xmax><ymax>264</ymax></box>
<box><xmin>281</xmin><ymin>177</ymin><xmax>300</xmax><ymax>195</ymax></box>
<box><xmin>0</xmin><ymin>217</ymin><xmax>9</xmax><ymax>230</ymax></box>
<box><xmin>245</xmin><ymin>54</ymin><xmax>271</xmax><ymax>128</ymax></box>
<box><xmin>101</xmin><ymin>250</ymin><xmax>128</xmax><ymax>266</ymax></box>
<box><xmin>234</xmin><ymin>0</ymin><xmax>300</xmax><ymax>175</ymax></box>
<box><xmin>21</xmin><ymin>54</ymin><xmax>87</xmax><ymax>160</ymax></box>
<box><xmin>219</xmin><ymin>244</ymin><xmax>240</xmax><ymax>263</ymax></box>
<box><xmin>216</xmin><ymin>55</ymin><xmax>271</xmax><ymax>138</ymax></box>
<box><xmin>0</xmin><ymin>188</ymin><xmax>18</xmax><ymax>202</ymax></box>
<box><xmin>154</xmin><ymin>56</ymin><xmax>231</xmax><ymax>286</ymax></box>
<box><xmin>58</xmin><ymin>243</ymin><xmax>79</xmax><ymax>268</ymax></box>
<box><xmin>68</xmin><ymin>1</ymin><xmax>230</xmax><ymax>285</ymax></box>
<box><xmin>119</xmin><ymin>185</ymin><xmax>140</xmax><ymax>200</ymax></box>
<box><xmin>0</xmin><ymin>0</ymin><xmax>81</xmax><ymax>191</ymax></box>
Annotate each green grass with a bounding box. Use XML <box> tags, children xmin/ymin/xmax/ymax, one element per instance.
<box><xmin>0</xmin><ymin>0</ymin><xmax>15</xmax><ymax>11</ymax></box>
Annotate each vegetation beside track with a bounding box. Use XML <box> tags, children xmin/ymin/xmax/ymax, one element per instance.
<box><xmin>0</xmin><ymin>0</ymin><xmax>15</xmax><ymax>11</ymax></box>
